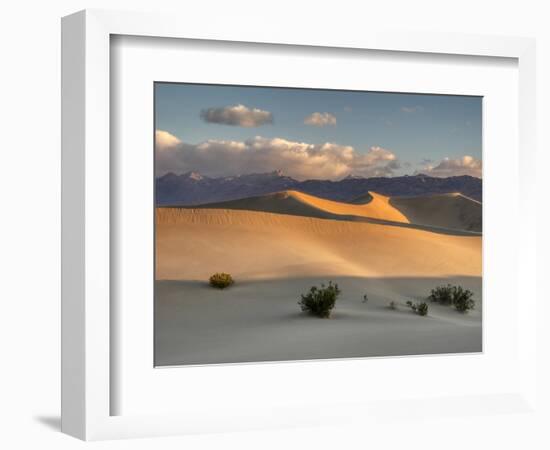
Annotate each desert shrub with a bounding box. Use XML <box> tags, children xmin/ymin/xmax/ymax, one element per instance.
<box><xmin>362</xmin><ymin>293</ymin><xmax>369</xmax><ymax>303</ymax></box>
<box><xmin>209</xmin><ymin>272</ymin><xmax>234</xmax><ymax>289</ymax></box>
<box><xmin>389</xmin><ymin>301</ymin><xmax>397</xmax><ymax>310</ymax></box>
<box><xmin>299</xmin><ymin>281</ymin><xmax>341</xmax><ymax>318</ymax></box>
<box><xmin>429</xmin><ymin>284</ymin><xmax>475</xmax><ymax>312</ymax></box>
<box><xmin>416</xmin><ymin>302</ymin><xmax>429</xmax><ymax>316</ymax></box>
<box><xmin>428</xmin><ymin>284</ymin><xmax>454</xmax><ymax>305</ymax></box>
<box><xmin>452</xmin><ymin>286</ymin><xmax>475</xmax><ymax>312</ymax></box>
<box><xmin>407</xmin><ymin>300</ymin><xmax>428</xmax><ymax>316</ymax></box>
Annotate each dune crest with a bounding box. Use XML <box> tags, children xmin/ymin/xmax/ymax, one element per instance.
<box><xmin>190</xmin><ymin>189</ymin><xmax>410</xmax><ymax>224</ymax></box>
<box><xmin>182</xmin><ymin>189</ymin><xmax>482</xmax><ymax>232</ymax></box>
<box><xmin>293</xmin><ymin>190</ymin><xmax>410</xmax><ymax>223</ymax></box>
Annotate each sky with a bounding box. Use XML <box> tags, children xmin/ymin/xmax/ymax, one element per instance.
<box><xmin>155</xmin><ymin>82</ymin><xmax>482</xmax><ymax>180</ymax></box>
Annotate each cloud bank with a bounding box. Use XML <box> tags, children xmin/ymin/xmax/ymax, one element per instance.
<box><xmin>155</xmin><ymin>130</ymin><xmax>398</xmax><ymax>180</ymax></box>
<box><xmin>417</xmin><ymin>155</ymin><xmax>482</xmax><ymax>178</ymax></box>
<box><xmin>304</xmin><ymin>112</ymin><xmax>337</xmax><ymax>127</ymax></box>
<box><xmin>200</xmin><ymin>104</ymin><xmax>273</xmax><ymax>127</ymax></box>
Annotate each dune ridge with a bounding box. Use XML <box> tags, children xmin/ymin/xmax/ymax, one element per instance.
<box><xmin>188</xmin><ymin>190</ymin><xmax>409</xmax><ymax>223</ymax></box>
<box><xmin>182</xmin><ymin>189</ymin><xmax>481</xmax><ymax>233</ymax></box>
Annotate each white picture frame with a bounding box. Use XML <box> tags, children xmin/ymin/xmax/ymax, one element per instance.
<box><xmin>61</xmin><ymin>9</ymin><xmax>538</xmax><ymax>441</ymax></box>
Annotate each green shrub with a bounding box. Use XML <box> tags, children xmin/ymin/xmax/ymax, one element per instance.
<box><xmin>428</xmin><ymin>284</ymin><xmax>454</xmax><ymax>305</ymax></box>
<box><xmin>416</xmin><ymin>302</ymin><xmax>429</xmax><ymax>316</ymax></box>
<box><xmin>452</xmin><ymin>286</ymin><xmax>475</xmax><ymax>312</ymax></box>
<box><xmin>299</xmin><ymin>281</ymin><xmax>341</xmax><ymax>318</ymax></box>
<box><xmin>209</xmin><ymin>272</ymin><xmax>234</xmax><ymax>289</ymax></box>
<box><xmin>429</xmin><ymin>284</ymin><xmax>475</xmax><ymax>313</ymax></box>
<box><xmin>407</xmin><ymin>300</ymin><xmax>428</xmax><ymax>316</ymax></box>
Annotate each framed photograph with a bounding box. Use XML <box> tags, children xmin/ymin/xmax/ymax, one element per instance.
<box><xmin>153</xmin><ymin>82</ymin><xmax>483</xmax><ymax>367</ymax></box>
<box><xmin>61</xmin><ymin>9</ymin><xmax>538</xmax><ymax>440</ymax></box>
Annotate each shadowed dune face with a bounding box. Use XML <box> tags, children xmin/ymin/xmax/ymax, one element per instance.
<box><xmin>156</xmin><ymin>208</ymin><xmax>481</xmax><ymax>281</ymax></box>
<box><xmin>390</xmin><ymin>193</ymin><xmax>482</xmax><ymax>232</ymax></box>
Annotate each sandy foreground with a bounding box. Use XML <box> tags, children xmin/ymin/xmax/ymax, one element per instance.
<box><xmin>155</xmin><ymin>200</ymin><xmax>482</xmax><ymax>366</ymax></box>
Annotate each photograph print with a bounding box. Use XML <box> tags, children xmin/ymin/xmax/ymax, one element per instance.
<box><xmin>154</xmin><ymin>83</ymin><xmax>482</xmax><ymax>367</ymax></box>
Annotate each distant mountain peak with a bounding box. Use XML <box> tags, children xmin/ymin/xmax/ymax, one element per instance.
<box><xmin>159</xmin><ymin>171</ymin><xmax>178</xmax><ymax>180</ymax></box>
<box><xmin>183</xmin><ymin>171</ymin><xmax>204</xmax><ymax>181</ymax></box>
<box><xmin>344</xmin><ymin>174</ymin><xmax>364</xmax><ymax>180</ymax></box>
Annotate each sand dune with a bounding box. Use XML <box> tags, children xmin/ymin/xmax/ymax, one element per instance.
<box><xmin>188</xmin><ymin>189</ymin><xmax>481</xmax><ymax>233</ymax></box>
<box><xmin>390</xmin><ymin>193</ymin><xmax>482</xmax><ymax>232</ymax></box>
<box><xmin>191</xmin><ymin>190</ymin><xmax>410</xmax><ymax>223</ymax></box>
<box><xmin>156</xmin><ymin>208</ymin><xmax>481</xmax><ymax>281</ymax></box>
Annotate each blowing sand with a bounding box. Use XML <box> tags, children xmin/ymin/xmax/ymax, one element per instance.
<box><xmin>155</xmin><ymin>198</ymin><xmax>482</xmax><ymax>366</ymax></box>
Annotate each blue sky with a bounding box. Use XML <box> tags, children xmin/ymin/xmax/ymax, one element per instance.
<box><xmin>154</xmin><ymin>82</ymin><xmax>482</xmax><ymax>180</ymax></box>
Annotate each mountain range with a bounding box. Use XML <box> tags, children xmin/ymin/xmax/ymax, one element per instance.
<box><xmin>156</xmin><ymin>170</ymin><xmax>482</xmax><ymax>206</ymax></box>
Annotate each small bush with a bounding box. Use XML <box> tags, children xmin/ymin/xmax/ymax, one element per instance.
<box><xmin>407</xmin><ymin>300</ymin><xmax>428</xmax><ymax>316</ymax></box>
<box><xmin>452</xmin><ymin>286</ymin><xmax>475</xmax><ymax>312</ymax></box>
<box><xmin>299</xmin><ymin>281</ymin><xmax>341</xmax><ymax>318</ymax></box>
<box><xmin>416</xmin><ymin>302</ymin><xmax>429</xmax><ymax>316</ymax></box>
<box><xmin>428</xmin><ymin>284</ymin><xmax>454</xmax><ymax>305</ymax></box>
<box><xmin>429</xmin><ymin>284</ymin><xmax>475</xmax><ymax>313</ymax></box>
<box><xmin>362</xmin><ymin>293</ymin><xmax>369</xmax><ymax>303</ymax></box>
<box><xmin>389</xmin><ymin>301</ymin><xmax>397</xmax><ymax>310</ymax></box>
<box><xmin>209</xmin><ymin>272</ymin><xmax>234</xmax><ymax>289</ymax></box>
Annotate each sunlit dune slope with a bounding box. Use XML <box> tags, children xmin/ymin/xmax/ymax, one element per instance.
<box><xmin>156</xmin><ymin>208</ymin><xmax>481</xmax><ymax>281</ymax></box>
<box><xmin>390</xmin><ymin>193</ymin><xmax>482</xmax><ymax>232</ymax></box>
<box><xmin>191</xmin><ymin>190</ymin><xmax>410</xmax><ymax>223</ymax></box>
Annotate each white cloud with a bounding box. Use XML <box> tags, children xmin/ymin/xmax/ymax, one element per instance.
<box><xmin>155</xmin><ymin>130</ymin><xmax>182</xmax><ymax>149</ymax></box>
<box><xmin>155</xmin><ymin>130</ymin><xmax>399</xmax><ymax>180</ymax></box>
<box><xmin>417</xmin><ymin>155</ymin><xmax>482</xmax><ymax>178</ymax></box>
<box><xmin>304</xmin><ymin>112</ymin><xmax>337</xmax><ymax>127</ymax></box>
<box><xmin>200</xmin><ymin>104</ymin><xmax>273</xmax><ymax>127</ymax></box>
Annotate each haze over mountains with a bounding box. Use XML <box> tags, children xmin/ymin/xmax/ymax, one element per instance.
<box><xmin>156</xmin><ymin>171</ymin><xmax>482</xmax><ymax>206</ymax></box>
